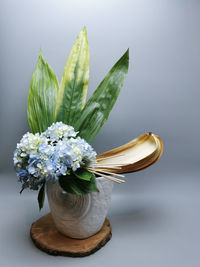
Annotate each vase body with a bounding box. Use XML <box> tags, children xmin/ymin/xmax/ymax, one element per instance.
<box><xmin>46</xmin><ymin>177</ymin><xmax>113</xmax><ymax>239</ymax></box>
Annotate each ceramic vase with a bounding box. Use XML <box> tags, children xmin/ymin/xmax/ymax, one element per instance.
<box><xmin>46</xmin><ymin>177</ymin><xmax>113</xmax><ymax>239</ymax></box>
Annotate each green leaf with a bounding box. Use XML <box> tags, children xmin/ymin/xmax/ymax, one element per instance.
<box><xmin>66</xmin><ymin>169</ymin><xmax>71</xmax><ymax>175</ymax></box>
<box><xmin>75</xmin><ymin>49</ymin><xmax>129</xmax><ymax>143</ymax></box>
<box><xmin>55</xmin><ymin>27</ymin><xmax>90</xmax><ymax>126</ymax></box>
<box><xmin>27</xmin><ymin>50</ymin><xmax>59</xmax><ymax>134</ymax></box>
<box><xmin>73</xmin><ymin>168</ymin><xmax>93</xmax><ymax>181</ymax></box>
<box><xmin>37</xmin><ymin>182</ymin><xmax>45</xmax><ymax>210</ymax></box>
<box><xmin>59</xmin><ymin>173</ymin><xmax>99</xmax><ymax>195</ymax></box>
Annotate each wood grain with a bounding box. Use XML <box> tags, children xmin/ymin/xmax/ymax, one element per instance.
<box><xmin>30</xmin><ymin>213</ymin><xmax>112</xmax><ymax>257</ymax></box>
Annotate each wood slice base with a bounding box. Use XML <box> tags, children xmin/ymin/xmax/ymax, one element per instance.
<box><xmin>30</xmin><ymin>213</ymin><xmax>112</xmax><ymax>257</ymax></box>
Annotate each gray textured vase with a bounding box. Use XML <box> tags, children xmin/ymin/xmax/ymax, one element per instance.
<box><xmin>46</xmin><ymin>177</ymin><xmax>113</xmax><ymax>239</ymax></box>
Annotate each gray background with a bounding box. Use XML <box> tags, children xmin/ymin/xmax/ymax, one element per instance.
<box><xmin>0</xmin><ymin>0</ymin><xmax>199</xmax><ymax>266</ymax></box>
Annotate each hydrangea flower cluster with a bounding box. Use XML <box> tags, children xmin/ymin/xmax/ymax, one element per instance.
<box><xmin>13</xmin><ymin>122</ymin><xmax>97</xmax><ymax>191</ymax></box>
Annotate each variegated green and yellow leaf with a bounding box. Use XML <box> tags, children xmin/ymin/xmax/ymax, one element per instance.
<box><xmin>27</xmin><ymin>50</ymin><xmax>59</xmax><ymax>134</ymax></box>
<box><xmin>55</xmin><ymin>27</ymin><xmax>89</xmax><ymax>126</ymax></box>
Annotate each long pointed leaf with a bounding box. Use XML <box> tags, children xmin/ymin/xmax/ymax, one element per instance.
<box><xmin>75</xmin><ymin>49</ymin><xmax>129</xmax><ymax>143</ymax></box>
<box><xmin>37</xmin><ymin>182</ymin><xmax>45</xmax><ymax>210</ymax></box>
<box><xmin>55</xmin><ymin>27</ymin><xmax>89</xmax><ymax>126</ymax></box>
<box><xmin>27</xmin><ymin>50</ymin><xmax>59</xmax><ymax>133</ymax></box>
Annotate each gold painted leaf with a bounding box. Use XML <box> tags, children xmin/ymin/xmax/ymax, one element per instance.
<box><xmin>95</xmin><ymin>133</ymin><xmax>163</xmax><ymax>174</ymax></box>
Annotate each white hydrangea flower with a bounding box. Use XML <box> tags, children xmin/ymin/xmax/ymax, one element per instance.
<box><xmin>42</xmin><ymin>122</ymin><xmax>77</xmax><ymax>142</ymax></box>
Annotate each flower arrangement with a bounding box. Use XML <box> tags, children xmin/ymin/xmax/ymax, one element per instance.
<box><xmin>14</xmin><ymin>27</ymin><xmax>163</xmax><ymax>210</ymax></box>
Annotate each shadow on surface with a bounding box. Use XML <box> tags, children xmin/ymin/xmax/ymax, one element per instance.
<box><xmin>109</xmin><ymin>194</ymin><xmax>168</xmax><ymax>234</ymax></box>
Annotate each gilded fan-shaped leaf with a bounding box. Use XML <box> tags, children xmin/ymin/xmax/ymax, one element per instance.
<box><xmin>27</xmin><ymin>50</ymin><xmax>59</xmax><ymax>134</ymax></box>
<box><xmin>55</xmin><ymin>27</ymin><xmax>89</xmax><ymax>126</ymax></box>
<box><xmin>95</xmin><ymin>133</ymin><xmax>163</xmax><ymax>174</ymax></box>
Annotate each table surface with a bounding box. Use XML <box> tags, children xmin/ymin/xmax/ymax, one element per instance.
<box><xmin>0</xmin><ymin>170</ymin><xmax>200</xmax><ymax>267</ymax></box>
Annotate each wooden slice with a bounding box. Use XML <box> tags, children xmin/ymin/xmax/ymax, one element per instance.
<box><xmin>30</xmin><ymin>213</ymin><xmax>112</xmax><ymax>257</ymax></box>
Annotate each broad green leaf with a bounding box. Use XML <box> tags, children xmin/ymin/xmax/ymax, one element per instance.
<box><xmin>73</xmin><ymin>168</ymin><xmax>93</xmax><ymax>181</ymax></box>
<box><xmin>37</xmin><ymin>182</ymin><xmax>45</xmax><ymax>210</ymax></box>
<box><xmin>55</xmin><ymin>27</ymin><xmax>89</xmax><ymax>126</ymax></box>
<box><xmin>27</xmin><ymin>50</ymin><xmax>59</xmax><ymax>134</ymax></box>
<box><xmin>59</xmin><ymin>173</ymin><xmax>99</xmax><ymax>195</ymax></box>
<box><xmin>75</xmin><ymin>49</ymin><xmax>129</xmax><ymax>143</ymax></box>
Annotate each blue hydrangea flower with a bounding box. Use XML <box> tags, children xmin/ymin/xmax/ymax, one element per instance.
<box><xmin>13</xmin><ymin>122</ymin><xmax>97</xmax><ymax>191</ymax></box>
